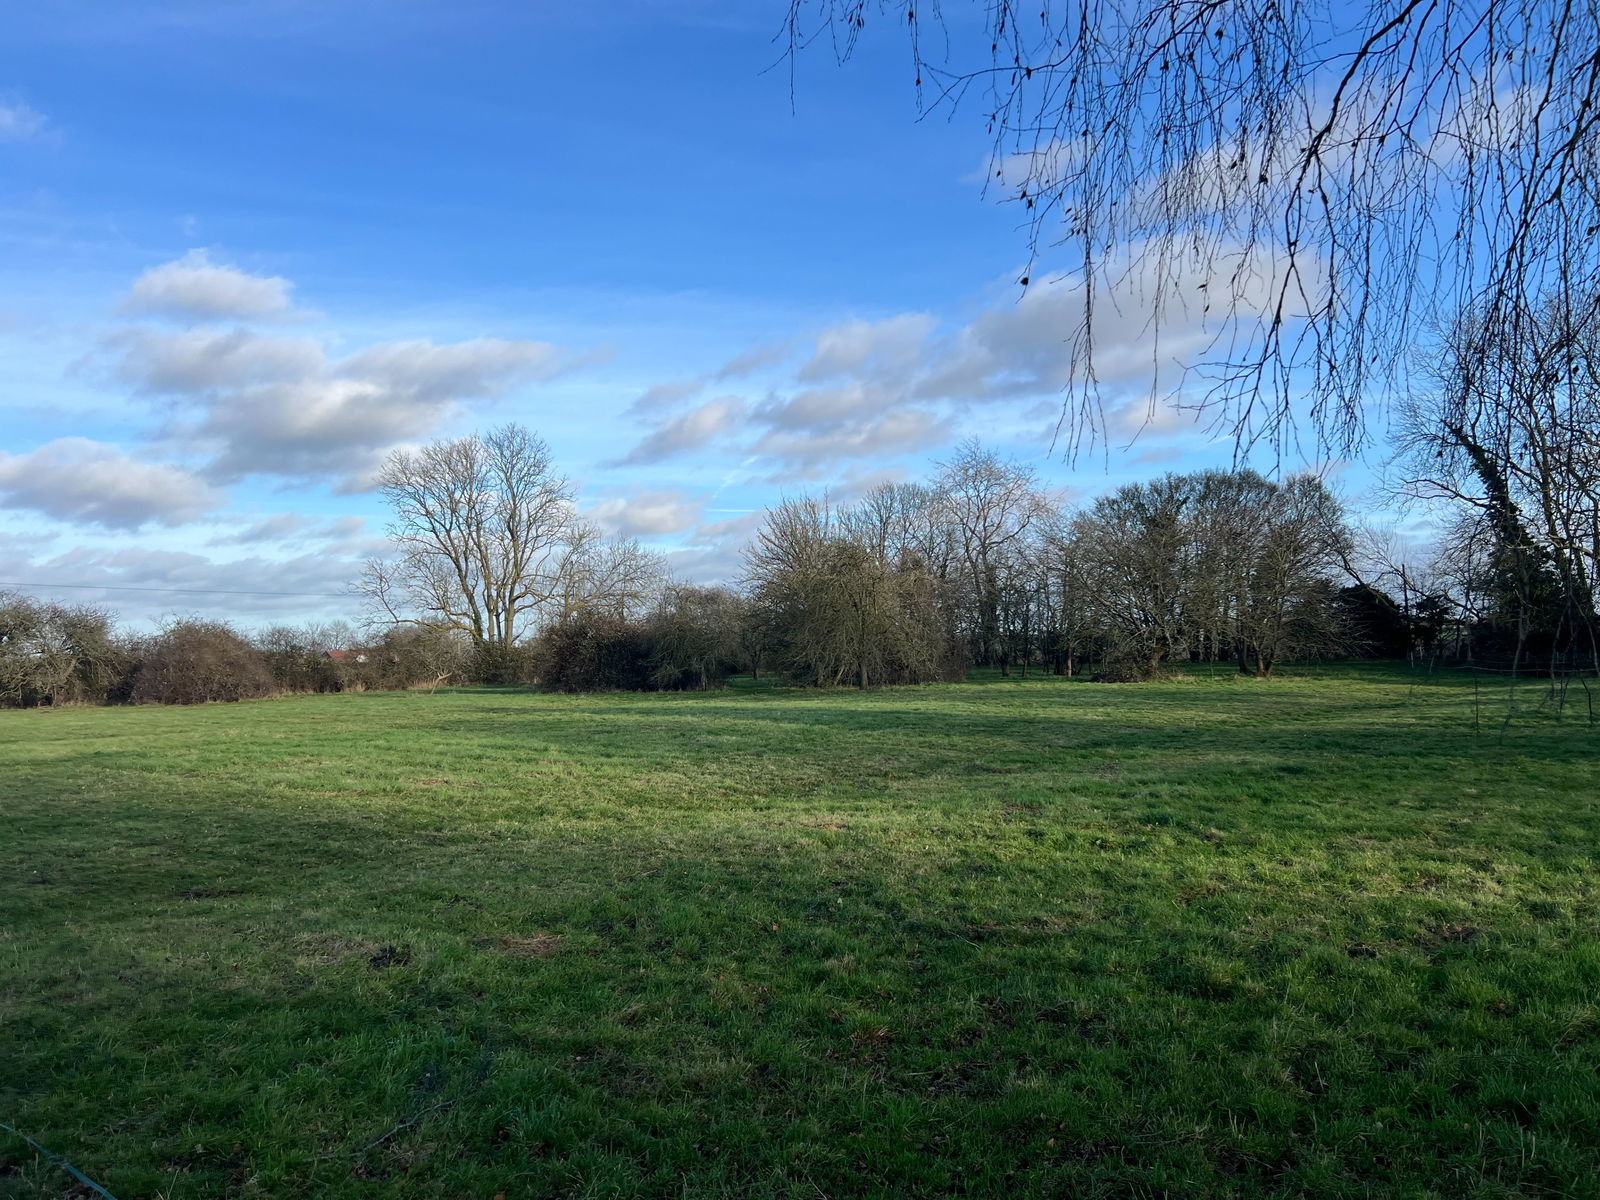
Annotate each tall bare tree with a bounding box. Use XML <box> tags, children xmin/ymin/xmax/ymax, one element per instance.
<box><xmin>1070</xmin><ymin>470</ymin><xmax>1350</xmax><ymax>676</ymax></box>
<box><xmin>1039</xmin><ymin>514</ymin><xmax>1095</xmax><ymax>676</ymax></box>
<box><xmin>935</xmin><ymin>441</ymin><xmax>1051</xmax><ymax>673</ymax></box>
<box><xmin>1072</xmin><ymin>475</ymin><xmax>1197</xmax><ymax>676</ymax></box>
<box><xmin>1206</xmin><ymin>472</ymin><xmax>1351</xmax><ymax>676</ymax></box>
<box><xmin>359</xmin><ymin>424</ymin><xmax>662</xmax><ymax>678</ymax></box>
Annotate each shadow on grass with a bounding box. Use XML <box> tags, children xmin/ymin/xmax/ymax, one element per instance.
<box><xmin>5</xmin><ymin>784</ymin><xmax>1598</xmax><ymax>1199</ymax></box>
<box><xmin>3</xmin><ymin>668</ymin><xmax>1598</xmax><ymax>1197</ymax></box>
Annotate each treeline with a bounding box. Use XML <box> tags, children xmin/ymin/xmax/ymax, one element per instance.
<box><xmin>0</xmin><ymin>587</ymin><xmax>757</xmax><ymax>708</ymax></box>
<box><xmin>533</xmin><ymin>450</ymin><xmax>1370</xmax><ymax>688</ymax></box>
<box><xmin>740</xmin><ymin>444</ymin><xmax>1596</xmax><ymax>685</ymax></box>
<box><xmin>10</xmin><ymin>441</ymin><xmax>1586</xmax><ymax>708</ymax></box>
<box><xmin>743</xmin><ymin>447</ymin><xmax>1356</xmax><ymax>684</ymax></box>
<box><xmin>0</xmin><ymin>595</ymin><xmax>476</xmax><ymax>708</ymax></box>
<box><xmin>347</xmin><ymin>422</ymin><xmax>1566</xmax><ymax>695</ymax></box>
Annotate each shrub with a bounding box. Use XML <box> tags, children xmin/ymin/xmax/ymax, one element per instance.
<box><xmin>255</xmin><ymin>624</ymin><xmax>344</xmax><ymax>693</ymax></box>
<box><xmin>646</xmin><ymin>586</ymin><xmax>747</xmax><ymax>691</ymax></box>
<box><xmin>0</xmin><ymin>593</ymin><xmax>126</xmax><ymax>707</ymax></box>
<box><xmin>128</xmin><ymin>619</ymin><xmax>275</xmax><ymax>705</ymax></box>
<box><xmin>1089</xmin><ymin>657</ymin><xmax>1156</xmax><ymax>683</ymax></box>
<box><xmin>367</xmin><ymin>627</ymin><xmax>475</xmax><ymax>690</ymax></box>
<box><xmin>531</xmin><ymin>614</ymin><xmax>654</xmax><ymax>692</ymax></box>
<box><xmin>468</xmin><ymin>641</ymin><xmax>539</xmax><ymax>686</ymax></box>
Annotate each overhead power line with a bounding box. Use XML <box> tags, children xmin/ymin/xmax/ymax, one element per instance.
<box><xmin>0</xmin><ymin>580</ymin><xmax>350</xmax><ymax>598</ymax></box>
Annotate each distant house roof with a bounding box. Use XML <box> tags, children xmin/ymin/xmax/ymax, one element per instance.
<box><xmin>325</xmin><ymin>649</ymin><xmax>368</xmax><ymax>663</ymax></box>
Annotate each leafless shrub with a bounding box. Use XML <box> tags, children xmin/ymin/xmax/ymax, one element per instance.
<box><xmin>647</xmin><ymin>586</ymin><xmax>749</xmax><ymax>691</ymax></box>
<box><xmin>128</xmin><ymin>619</ymin><xmax>275</xmax><ymax>705</ymax></box>
<box><xmin>530</xmin><ymin>613</ymin><xmax>654</xmax><ymax>693</ymax></box>
<box><xmin>0</xmin><ymin>592</ymin><xmax>126</xmax><ymax>708</ymax></box>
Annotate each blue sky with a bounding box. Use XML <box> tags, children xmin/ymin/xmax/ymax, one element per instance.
<box><xmin>0</xmin><ymin>1</ymin><xmax>1398</xmax><ymax>627</ymax></box>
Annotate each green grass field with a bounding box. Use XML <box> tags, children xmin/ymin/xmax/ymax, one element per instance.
<box><xmin>3</xmin><ymin>665</ymin><xmax>1598</xmax><ymax>1199</ymax></box>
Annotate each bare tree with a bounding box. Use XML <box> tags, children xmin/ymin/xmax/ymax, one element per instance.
<box><xmin>360</xmin><ymin>425</ymin><xmax>577</xmax><ymax>660</ymax></box>
<box><xmin>843</xmin><ymin>481</ymin><xmax>953</xmax><ymax>571</ymax></box>
<box><xmin>746</xmin><ymin>496</ymin><xmax>961</xmax><ymax>687</ymax></box>
<box><xmin>1345</xmin><ymin>523</ymin><xmax>1449</xmax><ymax>662</ymax></box>
<box><xmin>1069</xmin><ymin>469</ymin><xmax>1350</xmax><ymax>677</ymax></box>
<box><xmin>1213</xmin><ymin>472</ymin><xmax>1351</xmax><ymax>676</ymax></box>
<box><xmin>1039</xmin><ymin>514</ymin><xmax>1096</xmax><ymax>675</ymax></box>
<box><xmin>1426</xmin><ymin>513</ymin><xmax>1497</xmax><ymax>658</ymax></box>
<box><xmin>556</xmin><ymin>529</ymin><xmax>667</xmax><ymax>623</ymax></box>
<box><xmin>359</xmin><ymin>425</ymin><xmax>661</xmax><ymax>679</ymax></box>
<box><xmin>784</xmin><ymin>1</ymin><xmax>1600</xmax><ymax>457</ymax></box>
<box><xmin>1396</xmin><ymin>297</ymin><xmax>1600</xmax><ymax>671</ymax></box>
<box><xmin>935</xmin><ymin>441</ymin><xmax>1051</xmax><ymax>673</ymax></box>
<box><xmin>1072</xmin><ymin>475</ymin><xmax>1196</xmax><ymax>676</ymax></box>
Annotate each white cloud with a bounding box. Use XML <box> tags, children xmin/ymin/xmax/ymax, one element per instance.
<box><xmin>120</xmin><ymin>250</ymin><xmax>295</xmax><ymax>320</ymax></box>
<box><xmin>687</xmin><ymin>510</ymin><xmax>764</xmax><ymax>546</ymax></box>
<box><xmin>625</xmin><ymin>340</ymin><xmax>795</xmax><ymax>418</ymax></box>
<box><xmin>211</xmin><ymin>513</ymin><xmax>308</xmax><ymax>545</ymax></box>
<box><xmin>1127</xmin><ymin>445</ymin><xmax>1189</xmax><ymax>467</ymax></box>
<box><xmin>628</xmin><ymin>378</ymin><xmax>705</xmax><ymax>414</ymax></box>
<box><xmin>0</xmin><ymin>537</ymin><xmax>362</xmax><ymax>625</ymax></box>
<box><xmin>338</xmin><ymin>337</ymin><xmax>565</xmax><ymax>397</ymax></box>
<box><xmin>826</xmin><ymin>466</ymin><xmax>910</xmax><ymax>505</ymax></box>
<box><xmin>756</xmin><ymin>381</ymin><xmax>888</xmax><ymax>431</ymax></box>
<box><xmin>614</xmin><ymin>395</ymin><xmax>746</xmax><ymax>465</ymax></box>
<box><xmin>712</xmin><ymin>339</ymin><xmax>793</xmax><ymax>381</ymax></box>
<box><xmin>0</xmin><ymin>438</ymin><xmax>223</xmax><ymax>529</ymax></box>
<box><xmin>0</xmin><ymin>100</ymin><xmax>48</xmax><ymax>143</ymax></box>
<box><xmin>111</xmin><ymin>327</ymin><xmax>324</xmax><ymax>392</ymax></box>
<box><xmin>664</xmin><ymin>510</ymin><xmax>766</xmax><ymax>585</ymax></box>
<box><xmin>752</xmin><ymin>408</ymin><xmax>952</xmax><ymax>473</ymax></box>
<box><xmin>586</xmin><ymin>489</ymin><xmax>704</xmax><ymax>538</ymax></box>
<box><xmin>202</xmin><ymin>513</ymin><xmax>387</xmax><ymax>561</ymax></box>
<box><xmin>1106</xmin><ymin>394</ymin><xmax>1204</xmax><ymax>440</ymax></box>
<box><xmin>605</xmin><ymin>240</ymin><xmax>1302</xmax><ymax>486</ymax></box>
<box><xmin>111</xmin><ymin>326</ymin><xmax>576</xmax><ymax>483</ymax></box>
<box><xmin>797</xmin><ymin>313</ymin><xmax>935</xmax><ymax>383</ymax></box>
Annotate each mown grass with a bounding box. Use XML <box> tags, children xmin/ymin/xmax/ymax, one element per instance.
<box><xmin>2</xmin><ymin>663</ymin><xmax>1598</xmax><ymax>1199</ymax></box>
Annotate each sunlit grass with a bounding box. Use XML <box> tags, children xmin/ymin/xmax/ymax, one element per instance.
<box><xmin>3</xmin><ymin>664</ymin><xmax>1597</xmax><ymax>1197</ymax></box>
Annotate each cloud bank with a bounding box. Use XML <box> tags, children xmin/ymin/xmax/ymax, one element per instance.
<box><xmin>103</xmin><ymin>256</ymin><xmax>590</xmax><ymax>485</ymax></box>
<box><xmin>0</xmin><ymin>438</ymin><xmax>223</xmax><ymax>529</ymax></box>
